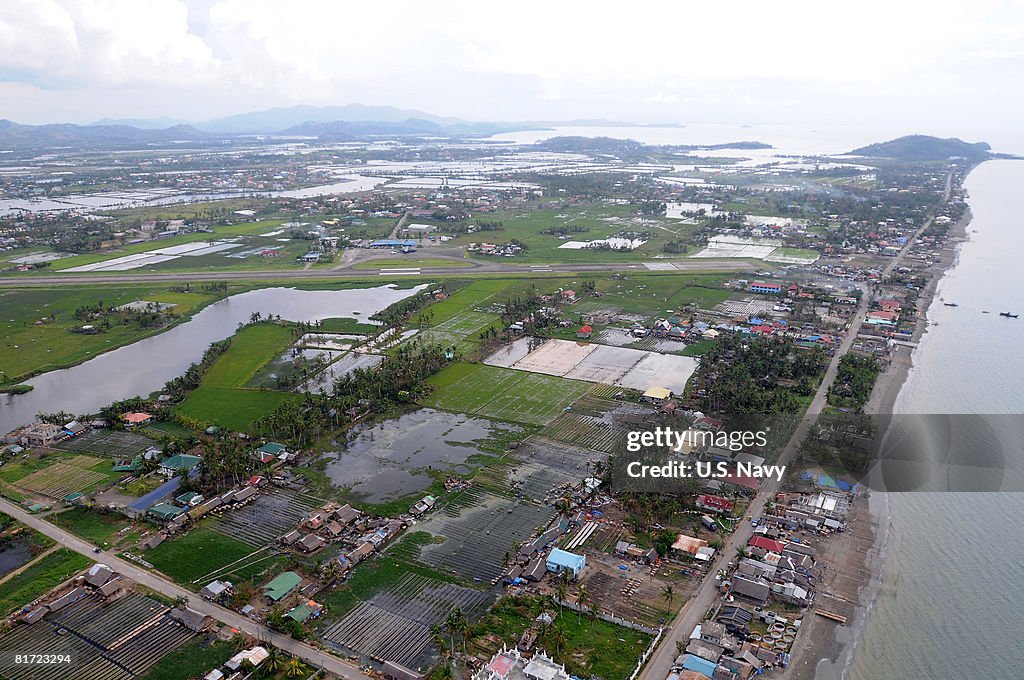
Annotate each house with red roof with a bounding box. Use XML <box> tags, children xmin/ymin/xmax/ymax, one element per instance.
<box><xmin>696</xmin><ymin>494</ymin><xmax>735</xmax><ymax>514</ymax></box>
<box><xmin>576</xmin><ymin>324</ymin><xmax>593</xmax><ymax>339</ymax></box>
<box><xmin>748</xmin><ymin>536</ymin><xmax>786</xmax><ymax>554</ymax></box>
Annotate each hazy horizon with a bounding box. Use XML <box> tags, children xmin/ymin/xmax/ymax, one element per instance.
<box><xmin>1</xmin><ymin>0</ymin><xmax>1022</xmax><ymax>136</ymax></box>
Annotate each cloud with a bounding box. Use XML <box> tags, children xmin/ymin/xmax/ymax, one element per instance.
<box><xmin>0</xmin><ymin>0</ymin><xmax>1022</xmax><ymax>127</ymax></box>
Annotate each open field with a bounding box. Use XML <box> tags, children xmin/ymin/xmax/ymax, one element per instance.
<box><xmin>0</xmin><ymin>453</ymin><xmax>121</xmax><ymax>499</ymax></box>
<box><xmin>409</xmin><ymin>309</ymin><xmax>502</xmax><ymax>355</ymax></box>
<box><xmin>0</xmin><ymin>548</ymin><xmax>91</xmax><ymax>615</ymax></box>
<box><xmin>139</xmin><ymin>639</ymin><xmax>237</xmax><ymax>680</ymax></box>
<box><xmin>174</xmin><ymin>322</ymin><xmax>301</xmax><ymax>430</ymax></box>
<box><xmin>141</xmin><ymin>526</ymin><xmax>265</xmax><ymax>585</ymax></box>
<box><xmin>485</xmin><ymin>337</ymin><xmax>699</xmax><ymax>393</ymax></box>
<box><xmin>50</xmin><ymin>507</ymin><xmax>132</xmax><ymax>545</ymax></box>
<box><xmin>424</xmin><ymin>363</ymin><xmax>591</xmax><ymax>426</ymax></box>
<box><xmin>434</xmin><ymin>203</ymin><xmax>698</xmax><ymax>263</ymax></box>
<box><xmin>469</xmin><ymin>596</ymin><xmax>652</xmax><ymax>680</ymax></box>
<box><xmin>54</xmin><ymin>430</ymin><xmax>157</xmax><ymax>458</ymax></box>
<box><xmin>352</xmin><ymin>257</ymin><xmax>473</xmax><ymax>269</ymax></box>
<box><xmin>206</xmin><ymin>487</ymin><xmax>321</xmax><ymax>547</ymax></box>
<box><xmin>0</xmin><ymin>285</ymin><xmax>224</xmax><ymax>381</ymax></box>
<box><xmin>321</xmin><ymin>571</ymin><xmax>491</xmax><ymax>671</ymax></box>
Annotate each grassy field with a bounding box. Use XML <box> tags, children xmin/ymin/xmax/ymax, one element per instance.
<box><xmin>423</xmin><ymin>364</ymin><xmax>591</xmax><ymax>426</ymax></box>
<box><xmin>352</xmin><ymin>257</ymin><xmax>473</xmax><ymax>269</ymax></box>
<box><xmin>0</xmin><ymin>285</ymin><xmax>224</xmax><ymax>381</ymax></box>
<box><xmin>140</xmin><ymin>639</ymin><xmax>238</xmax><ymax>680</ymax></box>
<box><xmin>470</xmin><ymin>596</ymin><xmax>651</xmax><ymax>680</ymax></box>
<box><xmin>0</xmin><ymin>548</ymin><xmax>92</xmax><ymax>615</ymax></box>
<box><xmin>50</xmin><ymin>508</ymin><xmax>131</xmax><ymax>546</ymax></box>
<box><xmin>433</xmin><ymin>203</ymin><xmax>698</xmax><ymax>263</ymax></box>
<box><xmin>411</xmin><ymin>310</ymin><xmax>502</xmax><ymax>355</ymax></box>
<box><xmin>142</xmin><ymin>526</ymin><xmax>261</xmax><ymax>585</ymax></box>
<box><xmin>174</xmin><ymin>322</ymin><xmax>301</xmax><ymax>430</ymax></box>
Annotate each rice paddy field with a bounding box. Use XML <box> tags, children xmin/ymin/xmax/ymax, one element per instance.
<box><xmin>0</xmin><ymin>548</ymin><xmax>92</xmax><ymax>616</ymax></box>
<box><xmin>54</xmin><ymin>430</ymin><xmax>157</xmax><ymax>458</ymax></box>
<box><xmin>205</xmin><ymin>487</ymin><xmax>321</xmax><ymax>547</ymax></box>
<box><xmin>174</xmin><ymin>322</ymin><xmax>302</xmax><ymax>430</ymax></box>
<box><xmin>407</xmin><ymin>309</ymin><xmax>502</xmax><ymax>355</ymax></box>
<box><xmin>141</xmin><ymin>526</ymin><xmax>269</xmax><ymax>586</ymax></box>
<box><xmin>321</xmin><ymin>572</ymin><xmax>491</xmax><ymax>672</ymax></box>
<box><xmin>0</xmin><ymin>453</ymin><xmax>122</xmax><ymax>499</ymax></box>
<box><xmin>423</xmin><ymin>363</ymin><xmax>591</xmax><ymax>426</ymax></box>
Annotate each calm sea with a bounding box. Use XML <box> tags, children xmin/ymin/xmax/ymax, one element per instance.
<box><xmin>848</xmin><ymin>159</ymin><xmax>1024</xmax><ymax>679</ymax></box>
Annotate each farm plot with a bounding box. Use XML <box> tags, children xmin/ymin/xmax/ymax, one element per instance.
<box><xmin>54</xmin><ymin>430</ymin><xmax>156</xmax><ymax>458</ymax></box>
<box><xmin>424</xmin><ymin>364</ymin><xmax>590</xmax><ymax>427</ymax></box>
<box><xmin>543</xmin><ymin>412</ymin><xmax>628</xmax><ymax>454</ymax></box>
<box><xmin>322</xmin><ymin>573</ymin><xmax>491</xmax><ymax>671</ymax></box>
<box><xmin>412</xmin><ymin>486</ymin><xmax>556</xmax><ymax>582</ymax></box>
<box><xmin>411</xmin><ymin>310</ymin><xmax>501</xmax><ymax>354</ymax></box>
<box><xmin>16</xmin><ymin>456</ymin><xmax>109</xmax><ymax>498</ymax></box>
<box><xmin>488</xmin><ymin>338</ymin><xmax>699</xmax><ymax>393</ymax></box>
<box><xmin>505</xmin><ymin>438</ymin><xmax>608</xmax><ymax>503</ymax></box>
<box><xmin>297</xmin><ymin>352</ymin><xmax>383</xmax><ymax>393</ymax></box>
<box><xmin>206</xmin><ymin>487</ymin><xmax>322</xmax><ymax>546</ymax></box>
<box><xmin>0</xmin><ymin>593</ymin><xmax>195</xmax><ymax>680</ymax></box>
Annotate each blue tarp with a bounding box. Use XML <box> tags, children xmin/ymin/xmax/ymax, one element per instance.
<box><xmin>128</xmin><ymin>477</ymin><xmax>181</xmax><ymax>511</ymax></box>
<box><xmin>681</xmin><ymin>654</ymin><xmax>717</xmax><ymax>678</ymax></box>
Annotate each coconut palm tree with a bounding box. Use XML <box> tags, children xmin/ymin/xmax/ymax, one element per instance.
<box><xmin>662</xmin><ymin>584</ymin><xmax>675</xmax><ymax>609</ymax></box>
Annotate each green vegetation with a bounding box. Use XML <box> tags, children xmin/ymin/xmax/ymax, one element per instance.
<box><xmin>317</xmin><ymin>317</ymin><xmax>380</xmax><ymax>334</ymax></box>
<box><xmin>175</xmin><ymin>322</ymin><xmax>302</xmax><ymax>431</ymax></box>
<box><xmin>828</xmin><ymin>354</ymin><xmax>881</xmax><ymax>410</ymax></box>
<box><xmin>142</xmin><ymin>526</ymin><xmax>260</xmax><ymax>585</ymax></box>
<box><xmin>50</xmin><ymin>508</ymin><xmax>130</xmax><ymax>545</ymax></box>
<box><xmin>140</xmin><ymin>639</ymin><xmax>238</xmax><ymax>680</ymax></box>
<box><xmin>424</xmin><ymin>364</ymin><xmax>591</xmax><ymax>426</ymax></box>
<box><xmin>470</xmin><ymin>596</ymin><xmax>651</xmax><ymax>680</ymax></box>
<box><xmin>0</xmin><ymin>548</ymin><xmax>91</xmax><ymax>615</ymax></box>
<box><xmin>352</xmin><ymin>257</ymin><xmax>473</xmax><ymax>269</ymax></box>
<box><xmin>0</xmin><ymin>285</ymin><xmax>225</xmax><ymax>382</ymax></box>
<box><xmin>312</xmin><ymin>556</ymin><xmax>464</xmax><ymax>630</ymax></box>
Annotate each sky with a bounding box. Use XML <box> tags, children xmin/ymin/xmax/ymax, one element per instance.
<box><xmin>1</xmin><ymin>0</ymin><xmax>1022</xmax><ymax>134</ymax></box>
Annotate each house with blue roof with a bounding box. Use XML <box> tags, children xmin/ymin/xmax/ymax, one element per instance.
<box><xmin>681</xmin><ymin>653</ymin><xmax>718</xmax><ymax>678</ymax></box>
<box><xmin>546</xmin><ymin>548</ymin><xmax>586</xmax><ymax>580</ymax></box>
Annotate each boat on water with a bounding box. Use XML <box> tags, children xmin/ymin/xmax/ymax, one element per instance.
<box><xmin>999</xmin><ymin>312</ymin><xmax>1019</xmax><ymax>318</ymax></box>
<box><xmin>943</xmin><ymin>302</ymin><xmax>959</xmax><ymax>307</ymax></box>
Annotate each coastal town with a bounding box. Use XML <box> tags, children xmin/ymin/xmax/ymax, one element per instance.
<box><xmin>0</xmin><ymin>118</ymin><xmax>994</xmax><ymax>680</ymax></box>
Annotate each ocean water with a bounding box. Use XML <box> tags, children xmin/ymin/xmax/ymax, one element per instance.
<box><xmin>849</xmin><ymin>159</ymin><xmax>1024</xmax><ymax>679</ymax></box>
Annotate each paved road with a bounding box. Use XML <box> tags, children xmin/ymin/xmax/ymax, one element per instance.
<box><xmin>639</xmin><ymin>173</ymin><xmax>954</xmax><ymax>680</ymax></box>
<box><xmin>638</xmin><ymin>290</ymin><xmax>871</xmax><ymax>680</ymax></box>
<box><xmin>0</xmin><ymin>497</ymin><xmax>364</xmax><ymax>680</ymax></box>
<box><xmin>0</xmin><ymin>258</ymin><xmax>754</xmax><ymax>287</ymax></box>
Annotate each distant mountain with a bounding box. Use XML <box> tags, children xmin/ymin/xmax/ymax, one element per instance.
<box><xmin>534</xmin><ymin>136</ymin><xmax>771</xmax><ymax>154</ymax></box>
<box><xmin>0</xmin><ymin>120</ymin><xmax>208</xmax><ymax>150</ymax></box>
<box><xmin>849</xmin><ymin>135</ymin><xmax>991</xmax><ymax>161</ymax></box>
<box><xmin>90</xmin><ymin>116</ymin><xmax>190</xmax><ymax>129</ymax></box>
<box><xmin>196</xmin><ymin>104</ymin><xmax>464</xmax><ymax>134</ymax></box>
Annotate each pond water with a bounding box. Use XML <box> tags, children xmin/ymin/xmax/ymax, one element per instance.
<box><xmin>0</xmin><ymin>539</ymin><xmax>35</xmax><ymax>577</ymax></box>
<box><xmin>0</xmin><ymin>284</ymin><xmax>424</xmax><ymax>433</ymax></box>
<box><xmin>322</xmin><ymin>408</ymin><xmax>520</xmax><ymax>503</ymax></box>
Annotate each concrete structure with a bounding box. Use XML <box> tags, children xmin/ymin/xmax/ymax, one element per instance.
<box><xmin>545</xmin><ymin>548</ymin><xmax>586</xmax><ymax>579</ymax></box>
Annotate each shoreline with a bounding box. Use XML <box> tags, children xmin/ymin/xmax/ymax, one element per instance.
<box><xmin>778</xmin><ymin>173</ymin><xmax>976</xmax><ymax>680</ymax></box>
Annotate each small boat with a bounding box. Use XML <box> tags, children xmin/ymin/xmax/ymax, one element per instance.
<box><xmin>999</xmin><ymin>312</ymin><xmax>1019</xmax><ymax>318</ymax></box>
<box><xmin>943</xmin><ymin>302</ymin><xmax>958</xmax><ymax>307</ymax></box>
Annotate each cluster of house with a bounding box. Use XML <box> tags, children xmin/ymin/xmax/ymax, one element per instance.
<box><xmin>202</xmin><ymin>570</ymin><xmax>325</xmax><ymax>626</ymax></box>
<box><xmin>3</xmin><ymin>418</ymin><xmax>91</xmax><ymax>449</ymax></box>
<box><xmin>277</xmin><ymin>501</ymin><xmax>385</xmax><ymax>561</ymax></box>
<box><xmin>465</xmin><ymin>242</ymin><xmax>524</xmax><ymax>257</ymax></box>
<box><xmin>503</xmin><ymin>517</ymin><xmax>589</xmax><ymax>586</ymax></box>
<box><xmin>672</xmin><ymin>617</ymin><xmax>780</xmax><ymax>680</ymax></box>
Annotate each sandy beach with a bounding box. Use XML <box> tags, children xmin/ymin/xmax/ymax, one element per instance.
<box><xmin>777</xmin><ymin>198</ymin><xmax>975</xmax><ymax>680</ymax></box>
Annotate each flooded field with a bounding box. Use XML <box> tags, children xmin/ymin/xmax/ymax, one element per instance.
<box><xmin>323</xmin><ymin>409</ymin><xmax>521</xmax><ymax>503</ymax></box>
<box><xmin>0</xmin><ymin>540</ymin><xmax>35</xmax><ymax>577</ymax></box>
<box><xmin>484</xmin><ymin>337</ymin><xmax>698</xmax><ymax>393</ymax></box>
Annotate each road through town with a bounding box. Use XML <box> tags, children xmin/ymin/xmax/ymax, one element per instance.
<box><xmin>0</xmin><ymin>497</ymin><xmax>365</xmax><ymax>680</ymax></box>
